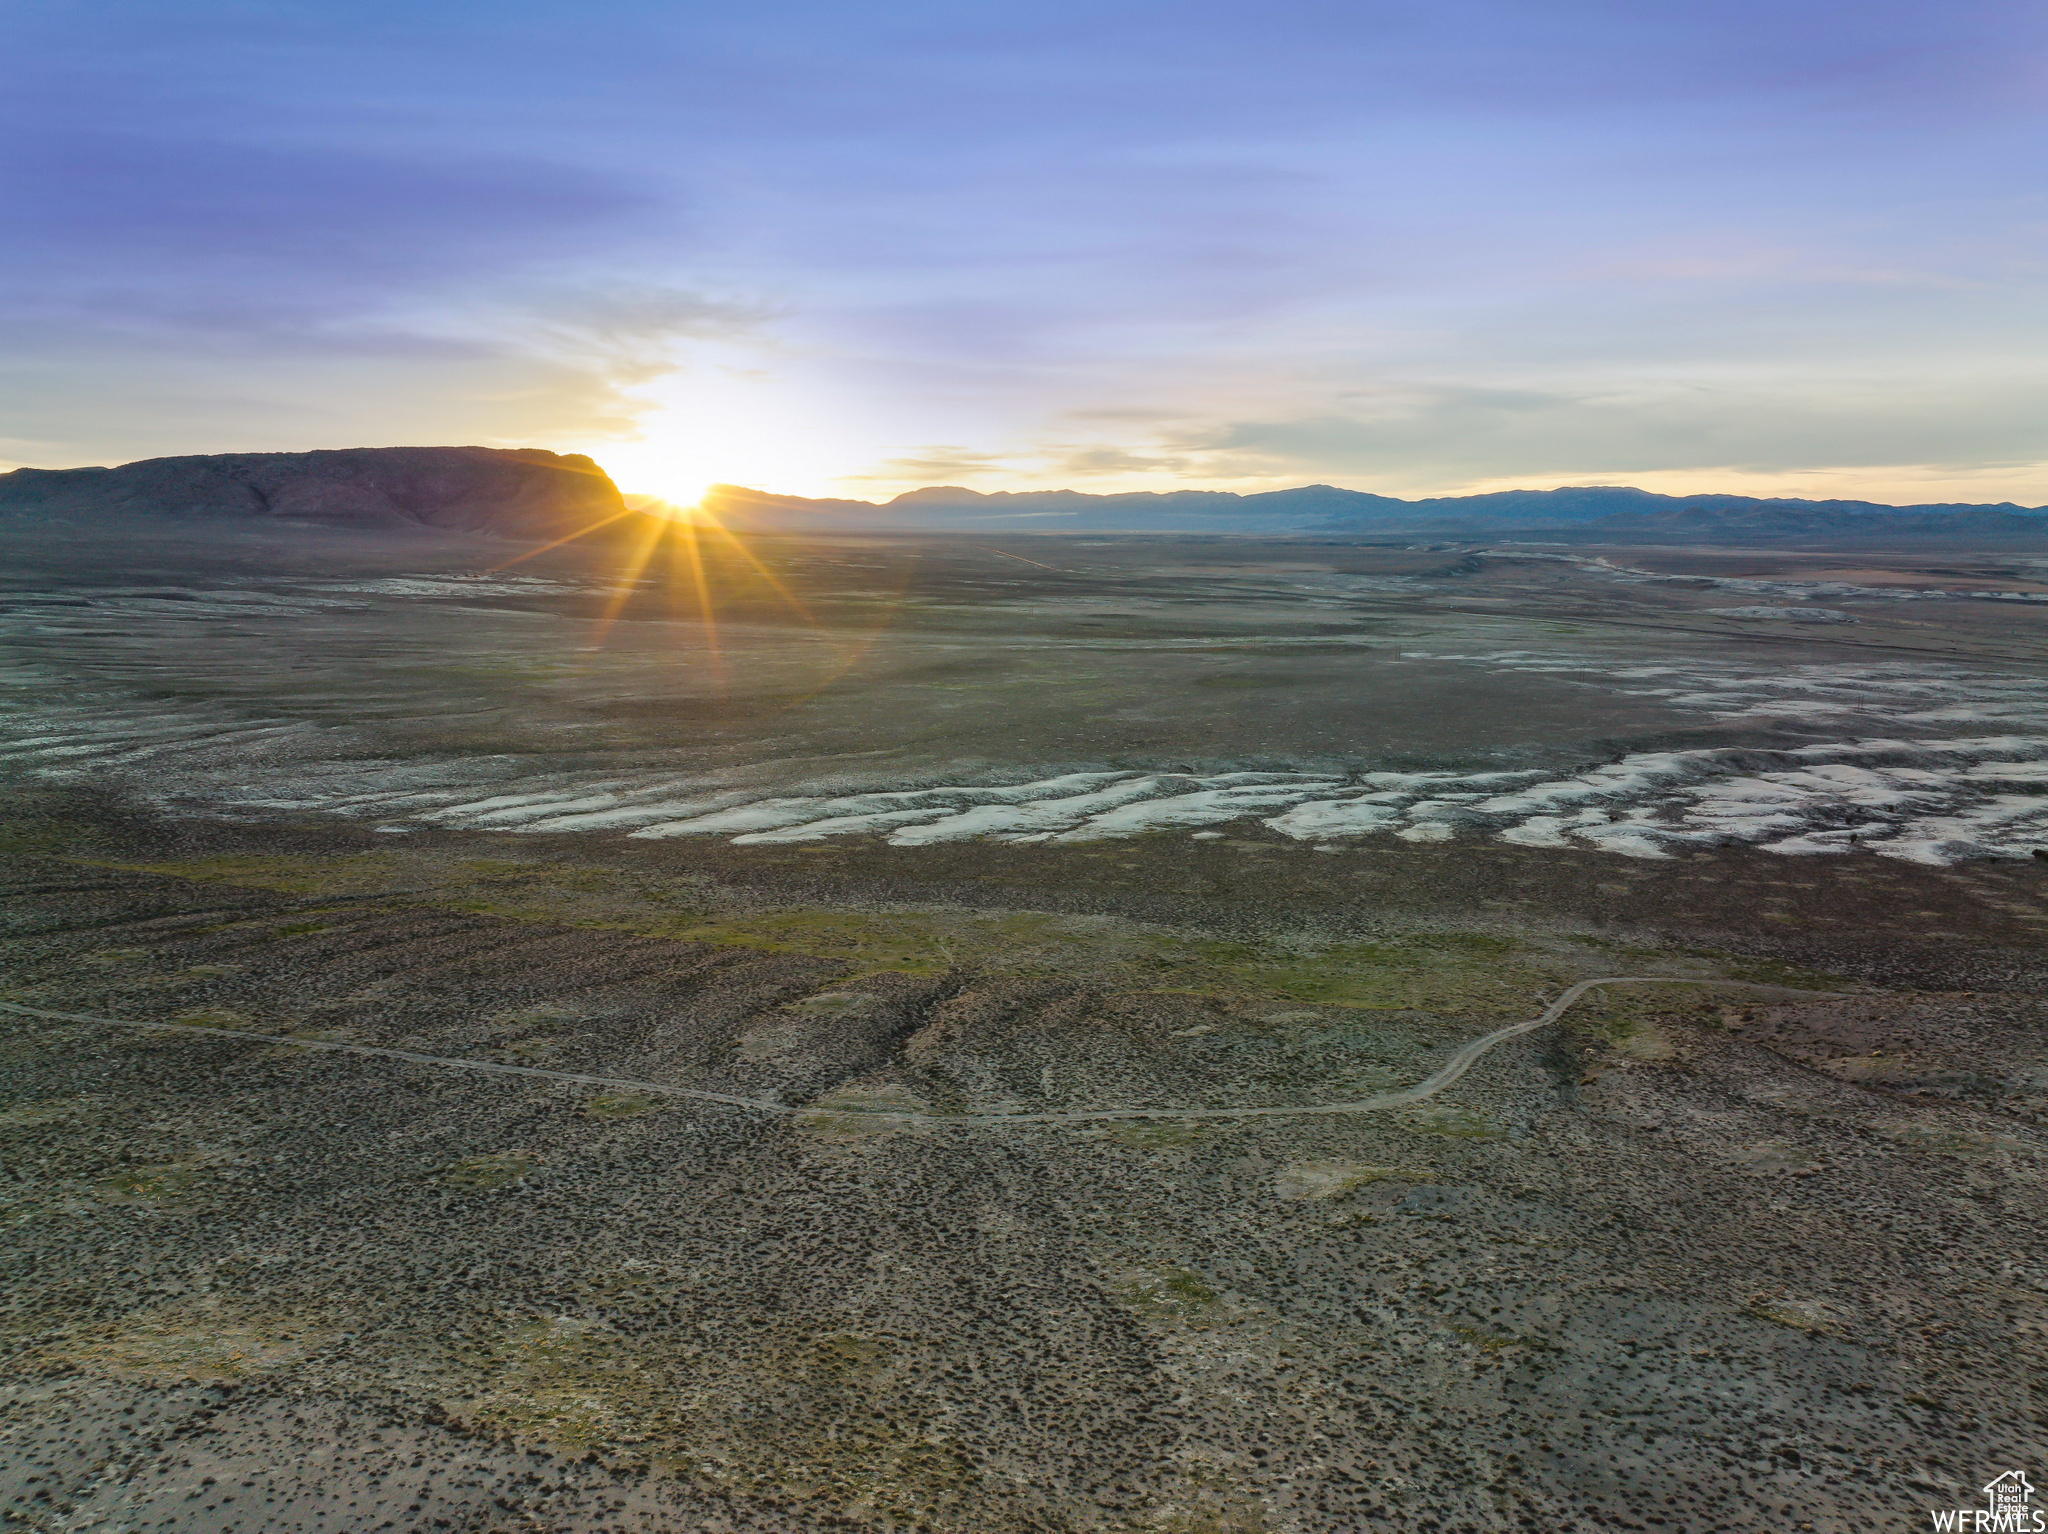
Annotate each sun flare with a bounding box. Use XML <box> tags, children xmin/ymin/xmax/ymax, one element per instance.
<box><xmin>622</xmin><ymin>491</ymin><xmax>708</xmax><ymax>521</ymax></box>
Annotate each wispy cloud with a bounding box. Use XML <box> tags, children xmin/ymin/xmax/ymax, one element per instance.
<box><xmin>5</xmin><ymin>0</ymin><xmax>2048</xmax><ymax>493</ymax></box>
<box><xmin>839</xmin><ymin>447</ymin><xmax>1015</xmax><ymax>484</ymax></box>
<box><xmin>1190</xmin><ymin>379</ymin><xmax>2048</xmax><ymax>488</ymax></box>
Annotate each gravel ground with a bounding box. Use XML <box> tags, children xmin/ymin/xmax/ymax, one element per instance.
<box><xmin>4</xmin><ymin>525</ymin><xmax>2046</xmax><ymax>1531</ymax></box>
<box><xmin>3</xmin><ymin>809</ymin><xmax>2045</xmax><ymax>1533</ymax></box>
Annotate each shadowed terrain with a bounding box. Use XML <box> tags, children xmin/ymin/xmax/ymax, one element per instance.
<box><xmin>0</xmin><ymin>448</ymin><xmax>625</xmax><ymax>535</ymax></box>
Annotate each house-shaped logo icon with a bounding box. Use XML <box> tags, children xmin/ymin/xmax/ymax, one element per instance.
<box><xmin>1936</xmin><ymin>1471</ymin><xmax>2044</xmax><ymax>1532</ymax></box>
<box><xmin>1985</xmin><ymin>1471</ymin><xmax>2037</xmax><ymax>1533</ymax></box>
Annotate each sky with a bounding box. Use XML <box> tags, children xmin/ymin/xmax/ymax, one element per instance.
<box><xmin>3</xmin><ymin>0</ymin><xmax>2046</xmax><ymax>506</ymax></box>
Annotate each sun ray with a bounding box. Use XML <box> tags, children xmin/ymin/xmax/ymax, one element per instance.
<box><xmin>584</xmin><ymin>504</ymin><xmax>673</xmax><ymax>648</ymax></box>
<box><xmin>696</xmin><ymin>510</ymin><xmax>825</xmax><ymax>631</ymax></box>
<box><xmin>763</xmin><ymin>530</ymin><xmax>927</xmax><ymax>706</ymax></box>
<box><xmin>671</xmin><ymin>513</ymin><xmax>723</xmax><ymax>686</ymax></box>
<box><xmin>482</xmin><ymin>504</ymin><xmax>644</xmax><ymax>573</ymax></box>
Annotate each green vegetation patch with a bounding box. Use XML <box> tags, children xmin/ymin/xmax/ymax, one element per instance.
<box><xmin>1745</xmin><ymin>1296</ymin><xmax>1847</xmax><ymax>1336</ymax></box>
<box><xmin>487</xmin><ymin>1005</ymin><xmax>588</xmax><ymax>1035</ymax></box>
<box><xmin>709</xmin><ymin>1330</ymin><xmax>987</xmax><ymax>1523</ymax></box>
<box><xmin>1121</xmin><ymin>1265</ymin><xmax>1221</xmax><ymax>1321</ymax></box>
<box><xmin>457</xmin><ymin>858</ymin><xmax>616</xmax><ymax>891</ymax></box>
<box><xmin>1888</xmin><ymin>1124</ymin><xmax>2021</xmax><ymax>1157</ymax></box>
<box><xmin>1274</xmin><ymin>1161</ymin><xmax>1425</xmax><ymax>1201</ymax></box>
<box><xmin>1130</xmin><ymin>1496</ymin><xmax>1275</xmax><ymax>1534</ymax></box>
<box><xmin>813</xmin><ymin>1332</ymin><xmax>890</xmax><ymax>1369</ymax></box>
<box><xmin>1726</xmin><ymin>958</ymin><xmax>1855</xmax><ymax>990</ymax></box>
<box><xmin>43</xmin><ymin>1308</ymin><xmax>328</xmax><ymax>1383</ymax></box>
<box><xmin>1099</xmin><ymin>1119</ymin><xmax>1212</xmax><ymax>1149</ymax></box>
<box><xmin>0</xmin><ymin>1095</ymin><xmax>98</xmax><ymax>1129</ymax></box>
<box><xmin>585</xmin><ymin>1093</ymin><xmax>661</xmax><ymax>1119</ymax></box>
<box><xmin>75</xmin><ymin>851</ymin><xmax>1840</xmax><ymax>1032</ymax></box>
<box><xmin>456</xmin><ymin>1315</ymin><xmax>663</xmax><ymax>1452</ymax></box>
<box><xmin>447</xmin><ymin>1317</ymin><xmax>991</xmax><ymax>1526</ymax></box>
<box><xmin>1566</xmin><ymin>935</ymin><xmax>1668</xmax><ymax>959</ymax></box>
<box><xmin>1611</xmin><ymin>1019</ymin><xmax>1676</xmax><ymax>1060</ymax></box>
<box><xmin>173</xmin><ymin>1008</ymin><xmax>251</xmax><ymax>1029</ymax></box>
<box><xmin>654</xmin><ymin>908</ymin><xmax>1086</xmax><ymax>973</ymax></box>
<box><xmin>1732</xmin><ymin>1141</ymin><xmax>1821</xmax><ymax>1175</ymax></box>
<box><xmin>479</xmin><ymin>1006</ymin><xmax>590</xmax><ymax>1064</ymax></box>
<box><xmin>261</xmin><ymin>1027</ymin><xmax>358</xmax><ymax>1059</ymax></box>
<box><xmin>72</xmin><ymin>849</ymin><xmax>1566</xmax><ymax>1005</ymax></box>
<box><xmin>788</xmin><ymin>989</ymin><xmax>878</xmax><ymax>1012</ymax></box>
<box><xmin>91</xmin><ymin>1158</ymin><xmax>212</xmax><ymax>1206</ymax></box>
<box><xmin>1665</xmin><ymin>947</ymin><xmax>1853</xmax><ymax>991</ymax></box>
<box><xmin>77</xmin><ymin>851</ymin><xmax>412</xmax><ymax>895</ymax></box>
<box><xmin>1153</xmin><ymin>932</ymin><xmax>1550</xmax><ymax>1017</ymax></box>
<box><xmin>735</xmin><ymin>1421</ymin><xmax>982</xmax><ymax>1525</ymax></box>
<box><xmin>797</xmin><ymin>1084</ymin><xmax>933</xmax><ymax>1140</ymax></box>
<box><xmin>1402</xmin><ymin>1105</ymin><xmax>1507</xmax><ymax>1140</ymax></box>
<box><xmin>83</xmin><ymin>947</ymin><xmax>151</xmax><ymax>966</ymax></box>
<box><xmin>0</xmin><ymin>809</ymin><xmax>108</xmax><ymax>858</ymax></box>
<box><xmin>1449</xmin><ymin>1324</ymin><xmax>1556</xmax><ymax>1354</ymax></box>
<box><xmin>440</xmin><ymin>1152</ymin><xmax>540</xmax><ymax>1189</ymax></box>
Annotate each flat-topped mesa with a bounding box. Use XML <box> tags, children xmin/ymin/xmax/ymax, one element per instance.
<box><xmin>0</xmin><ymin>446</ymin><xmax>626</xmax><ymax>537</ymax></box>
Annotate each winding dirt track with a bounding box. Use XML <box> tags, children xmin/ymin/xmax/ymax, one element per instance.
<box><xmin>0</xmin><ymin>978</ymin><xmax>1829</xmax><ymax>1127</ymax></box>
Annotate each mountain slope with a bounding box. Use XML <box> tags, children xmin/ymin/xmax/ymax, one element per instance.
<box><xmin>0</xmin><ymin>448</ymin><xmax>626</xmax><ymax>537</ymax></box>
<box><xmin>699</xmin><ymin>480</ymin><xmax>2048</xmax><ymax>541</ymax></box>
<box><xmin>7</xmin><ymin>448</ymin><xmax>2046</xmax><ymax>543</ymax></box>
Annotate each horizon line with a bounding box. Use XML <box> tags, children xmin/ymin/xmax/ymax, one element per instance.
<box><xmin>682</xmin><ymin>479</ymin><xmax>2048</xmax><ymax>514</ymax></box>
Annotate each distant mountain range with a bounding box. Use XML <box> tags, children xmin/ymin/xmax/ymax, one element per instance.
<box><xmin>5</xmin><ymin>448</ymin><xmax>2046</xmax><ymax>546</ymax></box>
<box><xmin>702</xmin><ymin>481</ymin><xmax>2048</xmax><ymax>544</ymax></box>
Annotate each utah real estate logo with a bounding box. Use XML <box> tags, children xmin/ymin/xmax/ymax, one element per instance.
<box><xmin>1932</xmin><ymin>1471</ymin><xmax>2042</xmax><ymax>1532</ymax></box>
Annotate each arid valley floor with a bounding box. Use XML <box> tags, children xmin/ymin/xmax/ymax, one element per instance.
<box><xmin>3</xmin><ymin>522</ymin><xmax>2046</xmax><ymax>1532</ymax></box>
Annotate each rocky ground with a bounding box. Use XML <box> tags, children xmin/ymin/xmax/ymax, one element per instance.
<box><xmin>2</xmin><ymin>524</ymin><xmax>2047</xmax><ymax>1531</ymax></box>
<box><xmin>2</xmin><ymin>793</ymin><xmax>2045</xmax><ymax>1533</ymax></box>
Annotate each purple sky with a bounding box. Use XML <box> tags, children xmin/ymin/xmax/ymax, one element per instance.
<box><xmin>4</xmin><ymin>0</ymin><xmax>2045</xmax><ymax>503</ymax></box>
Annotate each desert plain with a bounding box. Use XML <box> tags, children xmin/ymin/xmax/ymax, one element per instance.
<box><xmin>2</xmin><ymin>519</ymin><xmax>2046</xmax><ymax>1532</ymax></box>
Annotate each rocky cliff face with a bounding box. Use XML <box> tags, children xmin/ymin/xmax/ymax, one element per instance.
<box><xmin>0</xmin><ymin>447</ymin><xmax>625</xmax><ymax>537</ymax></box>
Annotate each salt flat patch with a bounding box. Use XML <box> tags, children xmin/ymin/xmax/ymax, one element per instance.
<box><xmin>1266</xmin><ymin>736</ymin><xmax>2048</xmax><ymax>863</ymax></box>
<box><xmin>294</xmin><ymin>574</ymin><xmax>590</xmax><ymax>599</ymax></box>
<box><xmin>2</xmin><ymin>586</ymin><xmax>370</xmax><ymax>621</ymax></box>
<box><xmin>1712</xmin><ymin>606</ymin><xmax>1854</xmax><ymax>623</ymax></box>
<box><xmin>1562</xmin><ymin>553</ymin><xmax>2048</xmax><ymax>605</ymax></box>
<box><xmin>1048</xmin><ymin>779</ymin><xmax>1340</xmax><ymax>842</ymax></box>
<box><xmin>406</xmin><ymin>737</ymin><xmax>2048</xmax><ymax>864</ymax></box>
<box><xmin>1</xmin><ymin>572</ymin><xmax>592</xmax><ymax>628</ymax></box>
<box><xmin>11</xmin><ymin>693</ymin><xmax>2048</xmax><ymax>865</ymax></box>
<box><xmin>0</xmin><ymin>701</ymin><xmax>336</xmax><ymax>775</ymax></box>
<box><xmin>1400</xmin><ymin>651</ymin><xmax>2048</xmax><ymax>733</ymax></box>
<box><xmin>12</xmin><ymin>597</ymin><xmax>2048</xmax><ymax>866</ymax></box>
<box><xmin>631</xmin><ymin>771</ymin><xmax>1348</xmax><ymax>848</ymax></box>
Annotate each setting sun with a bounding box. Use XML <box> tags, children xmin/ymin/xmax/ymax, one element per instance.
<box><xmin>560</xmin><ymin>347</ymin><xmax>899</xmax><ymax>507</ymax></box>
<box><xmin>621</xmin><ymin>490</ymin><xmax>709</xmax><ymax>520</ymax></box>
